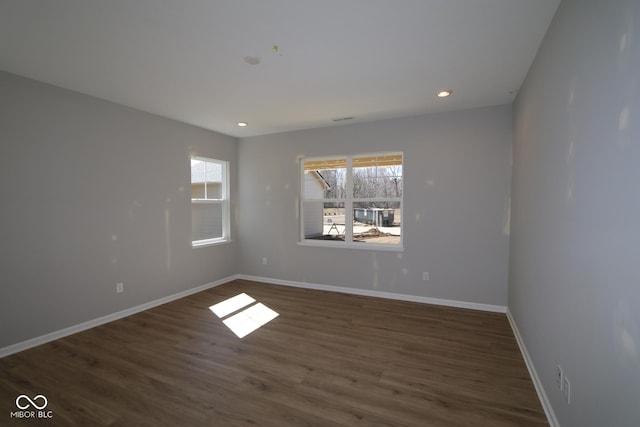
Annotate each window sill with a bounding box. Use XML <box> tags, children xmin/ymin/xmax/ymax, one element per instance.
<box><xmin>192</xmin><ymin>239</ymin><xmax>232</xmax><ymax>249</ymax></box>
<box><xmin>297</xmin><ymin>240</ymin><xmax>404</xmax><ymax>252</ymax></box>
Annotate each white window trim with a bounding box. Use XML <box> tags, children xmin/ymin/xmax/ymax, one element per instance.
<box><xmin>299</xmin><ymin>152</ymin><xmax>403</xmax><ymax>252</ymax></box>
<box><xmin>192</xmin><ymin>236</ymin><xmax>231</xmax><ymax>248</ymax></box>
<box><xmin>191</xmin><ymin>156</ymin><xmax>231</xmax><ymax>248</ymax></box>
<box><xmin>296</xmin><ymin>239</ymin><xmax>404</xmax><ymax>252</ymax></box>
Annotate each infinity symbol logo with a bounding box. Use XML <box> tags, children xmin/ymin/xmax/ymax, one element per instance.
<box><xmin>15</xmin><ymin>394</ymin><xmax>48</xmax><ymax>410</ymax></box>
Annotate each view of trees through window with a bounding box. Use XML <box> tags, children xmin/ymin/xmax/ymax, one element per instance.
<box><xmin>301</xmin><ymin>153</ymin><xmax>403</xmax><ymax>247</ymax></box>
<box><xmin>314</xmin><ymin>161</ymin><xmax>403</xmax><ymax>201</ymax></box>
<box><xmin>353</xmin><ymin>164</ymin><xmax>403</xmax><ymax>200</ymax></box>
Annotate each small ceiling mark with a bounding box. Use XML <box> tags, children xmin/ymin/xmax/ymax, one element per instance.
<box><xmin>332</xmin><ymin>116</ymin><xmax>354</xmax><ymax>122</ymax></box>
<box><xmin>244</xmin><ymin>56</ymin><xmax>261</xmax><ymax>65</ymax></box>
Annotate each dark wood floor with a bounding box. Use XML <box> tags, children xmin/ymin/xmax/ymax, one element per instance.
<box><xmin>0</xmin><ymin>279</ymin><xmax>547</xmax><ymax>426</ymax></box>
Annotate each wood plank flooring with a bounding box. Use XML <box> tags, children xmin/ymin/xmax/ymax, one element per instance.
<box><xmin>0</xmin><ymin>279</ymin><xmax>548</xmax><ymax>426</ymax></box>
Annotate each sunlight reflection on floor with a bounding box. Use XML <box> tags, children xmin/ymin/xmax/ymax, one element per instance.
<box><xmin>209</xmin><ymin>294</ymin><xmax>279</xmax><ymax>338</ymax></box>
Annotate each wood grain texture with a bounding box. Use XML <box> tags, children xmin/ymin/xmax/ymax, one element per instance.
<box><xmin>0</xmin><ymin>279</ymin><xmax>547</xmax><ymax>426</ymax></box>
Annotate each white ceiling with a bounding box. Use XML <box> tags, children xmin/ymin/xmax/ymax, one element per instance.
<box><xmin>0</xmin><ymin>0</ymin><xmax>560</xmax><ymax>138</ymax></box>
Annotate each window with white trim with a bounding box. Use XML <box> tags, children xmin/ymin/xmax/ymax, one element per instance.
<box><xmin>300</xmin><ymin>152</ymin><xmax>403</xmax><ymax>249</ymax></box>
<box><xmin>191</xmin><ymin>157</ymin><xmax>230</xmax><ymax>246</ymax></box>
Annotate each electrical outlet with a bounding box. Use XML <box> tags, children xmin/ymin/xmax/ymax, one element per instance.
<box><xmin>262</xmin><ymin>257</ymin><xmax>268</xmax><ymax>265</ymax></box>
<box><xmin>556</xmin><ymin>365</ymin><xmax>564</xmax><ymax>390</ymax></box>
<box><xmin>116</xmin><ymin>282</ymin><xmax>124</xmax><ymax>293</ymax></box>
<box><xmin>563</xmin><ymin>376</ymin><xmax>571</xmax><ymax>404</ymax></box>
<box><xmin>422</xmin><ymin>272</ymin><xmax>429</xmax><ymax>281</ymax></box>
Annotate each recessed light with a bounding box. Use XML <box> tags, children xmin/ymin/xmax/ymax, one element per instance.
<box><xmin>437</xmin><ymin>90</ymin><xmax>452</xmax><ymax>98</ymax></box>
<box><xmin>237</xmin><ymin>122</ymin><xmax>248</xmax><ymax>127</ymax></box>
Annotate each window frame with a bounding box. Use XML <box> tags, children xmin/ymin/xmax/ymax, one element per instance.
<box><xmin>299</xmin><ymin>152</ymin><xmax>403</xmax><ymax>252</ymax></box>
<box><xmin>191</xmin><ymin>156</ymin><xmax>231</xmax><ymax>248</ymax></box>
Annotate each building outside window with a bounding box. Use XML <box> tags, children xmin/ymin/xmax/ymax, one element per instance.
<box><xmin>300</xmin><ymin>152</ymin><xmax>403</xmax><ymax>250</ymax></box>
<box><xmin>191</xmin><ymin>157</ymin><xmax>230</xmax><ymax>247</ymax></box>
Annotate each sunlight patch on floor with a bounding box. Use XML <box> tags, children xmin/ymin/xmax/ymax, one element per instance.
<box><xmin>209</xmin><ymin>293</ymin><xmax>255</xmax><ymax>318</ymax></box>
<box><xmin>209</xmin><ymin>294</ymin><xmax>279</xmax><ymax>338</ymax></box>
<box><xmin>222</xmin><ymin>303</ymin><xmax>279</xmax><ymax>338</ymax></box>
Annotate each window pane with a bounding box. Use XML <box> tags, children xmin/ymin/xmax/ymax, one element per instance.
<box><xmin>353</xmin><ymin>201</ymin><xmax>401</xmax><ymax>245</ymax></box>
<box><xmin>303</xmin><ymin>201</ymin><xmax>345</xmax><ymax>241</ymax></box>
<box><xmin>192</xmin><ymin>183</ymin><xmax>205</xmax><ymax>199</ymax></box>
<box><xmin>191</xmin><ymin>159</ymin><xmax>205</xmax><ymax>183</ymax></box>
<box><xmin>303</xmin><ymin>159</ymin><xmax>347</xmax><ymax>199</ymax></box>
<box><xmin>353</xmin><ymin>155</ymin><xmax>402</xmax><ymax>199</ymax></box>
<box><xmin>206</xmin><ymin>182</ymin><xmax>222</xmax><ymax>199</ymax></box>
<box><xmin>191</xmin><ymin>160</ymin><xmax>223</xmax><ymax>199</ymax></box>
<box><xmin>192</xmin><ymin>202</ymin><xmax>223</xmax><ymax>241</ymax></box>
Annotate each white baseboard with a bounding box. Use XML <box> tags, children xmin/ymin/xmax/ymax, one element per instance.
<box><xmin>0</xmin><ymin>275</ymin><xmax>238</xmax><ymax>358</ymax></box>
<box><xmin>506</xmin><ymin>309</ymin><xmax>559</xmax><ymax>427</ymax></box>
<box><xmin>237</xmin><ymin>274</ymin><xmax>507</xmax><ymax>313</ymax></box>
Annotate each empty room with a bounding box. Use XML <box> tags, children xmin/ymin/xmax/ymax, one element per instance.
<box><xmin>1</xmin><ymin>1</ymin><xmax>638</xmax><ymax>426</ymax></box>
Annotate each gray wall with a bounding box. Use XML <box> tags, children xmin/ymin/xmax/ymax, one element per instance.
<box><xmin>509</xmin><ymin>0</ymin><xmax>640</xmax><ymax>425</ymax></box>
<box><xmin>0</xmin><ymin>71</ymin><xmax>238</xmax><ymax>349</ymax></box>
<box><xmin>238</xmin><ymin>105</ymin><xmax>512</xmax><ymax>306</ymax></box>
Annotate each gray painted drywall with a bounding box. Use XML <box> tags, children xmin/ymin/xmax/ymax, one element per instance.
<box><xmin>510</xmin><ymin>0</ymin><xmax>640</xmax><ymax>425</ymax></box>
<box><xmin>0</xmin><ymin>71</ymin><xmax>238</xmax><ymax>349</ymax></box>
<box><xmin>238</xmin><ymin>105</ymin><xmax>512</xmax><ymax>306</ymax></box>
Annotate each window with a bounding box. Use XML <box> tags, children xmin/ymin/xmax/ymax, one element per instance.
<box><xmin>191</xmin><ymin>156</ymin><xmax>230</xmax><ymax>247</ymax></box>
<box><xmin>300</xmin><ymin>152</ymin><xmax>403</xmax><ymax>250</ymax></box>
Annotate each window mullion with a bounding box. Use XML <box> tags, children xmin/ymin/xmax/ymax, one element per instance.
<box><xmin>203</xmin><ymin>161</ymin><xmax>208</xmax><ymax>199</ymax></box>
<box><xmin>222</xmin><ymin>162</ymin><xmax>229</xmax><ymax>239</ymax></box>
<box><xmin>345</xmin><ymin>156</ymin><xmax>353</xmax><ymax>243</ymax></box>
<box><xmin>299</xmin><ymin>160</ymin><xmax>304</xmax><ymax>242</ymax></box>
